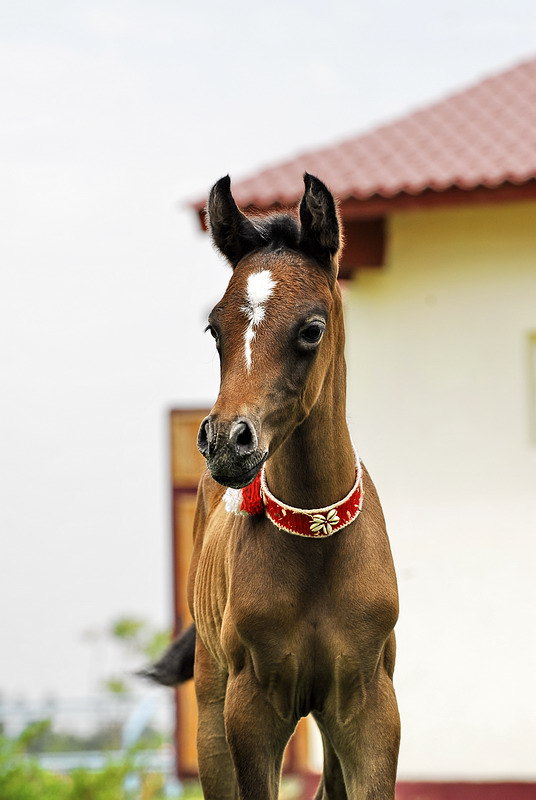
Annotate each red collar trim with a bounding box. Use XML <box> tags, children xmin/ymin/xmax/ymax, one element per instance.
<box><xmin>223</xmin><ymin>459</ymin><xmax>364</xmax><ymax>538</ymax></box>
<box><xmin>260</xmin><ymin>462</ymin><xmax>364</xmax><ymax>537</ymax></box>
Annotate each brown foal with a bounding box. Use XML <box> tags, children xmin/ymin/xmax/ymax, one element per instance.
<box><xmin>189</xmin><ymin>174</ymin><xmax>399</xmax><ymax>799</ymax></box>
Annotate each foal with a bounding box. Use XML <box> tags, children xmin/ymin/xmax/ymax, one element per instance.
<box><xmin>189</xmin><ymin>174</ymin><xmax>399</xmax><ymax>799</ymax></box>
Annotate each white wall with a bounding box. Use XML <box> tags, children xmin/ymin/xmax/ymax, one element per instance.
<box><xmin>344</xmin><ymin>201</ymin><xmax>536</xmax><ymax>779</ymax></box>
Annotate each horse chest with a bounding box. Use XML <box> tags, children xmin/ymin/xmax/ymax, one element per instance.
<box><xmin>222</xmin><ymin>585</ymin><xmax>389</xmax><ymax>720</ymax></box>
<box><xmin>226</xmin><ymin>523</ymin><xmax>396</xmax><ymax>641</ymax></box>
<box><xmin>193</xmin><ymin>507</ymin><xmax>397</xmax><ymax>705</ymax></box>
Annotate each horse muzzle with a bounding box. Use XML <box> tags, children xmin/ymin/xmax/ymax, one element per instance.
<box><xmin>197</xmin><ymin>415</ymin><xmax>267</xmax><ymax>488</ymax></box>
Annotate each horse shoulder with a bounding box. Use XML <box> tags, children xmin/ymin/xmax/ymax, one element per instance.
<box><xmin>359</xmin><ymin>463</ymin><xmax>398</xmax><ymax>591</ymax></box>
<box><xmin>189</xmin><ymin>472</ymin><xmax>238</xmax><ymax>664</ymax></box>
<box><xmin>187</xmin><ymin>469</ymin><xmax>226</xmax><ymax>614</ymax></box>
<box><xmin>311</xmin><ymin>465</ymin><xmax>397</xmax><ymax>651</ymax></box>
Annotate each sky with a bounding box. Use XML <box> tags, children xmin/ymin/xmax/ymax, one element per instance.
<box><xmin>1</xmin><ymin>0</ymin><xmax>536</xmax><ymax>702</ymax></box>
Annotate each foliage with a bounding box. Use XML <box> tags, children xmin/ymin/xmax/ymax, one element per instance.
<box><xmin>17</xmin><ymin>720</ymin><xmax>53</xmax><ymax>754</ymax></box>
<box><xmin>110</xmin><ymin>618</ymin><xmax>145</xmax><ymax>643</ymax></box>
<box><xmin>85</xmin><ymin>615</ymin><xmax>171</xmax><ymax>698</ymax></box>
<box><xmin>102</xmin><ymin>677</ymin><xmax>129</xmax><ymax>697</ymax></box>
<box><xmin>0</xmin><ymin>724</ymin><xmax>72</xmax><ymax>800</ymax></box>
<box><xmin>144</xmin><ymin>630</ymin><xmax>171</xmax><ymax>663</ymax></box>
<box><xmin>0</xmin><ymin>615</ymin><xmax>176</xmax><ymax>799</ymax></box>
<box><xmin>0</xmin><ymin>730</ymin><xmax>70</xmax><ymax>800</ymax></box>
<box><xmin>181</xmin><ymin>783</ymin><xmax>204</xmax><ymax>800</ymax></box>
<box><xmin>108</xmin><ymin>616</ymin><xmax>170</xmax><ymax>662</ymax></box>
<box><xmin>0</xmin><ymin>723</ymin><xmax>175</xmax><ymax>800</ymax></box>
<box><xmin>21</xmin><ymin>717</ymin><xmax>164</xmax><ymax>755</ymax></box>
<box><xmin>66</xmin><ymin>762</ymin><xmax>130</xmax><ymax>800</ymax></box>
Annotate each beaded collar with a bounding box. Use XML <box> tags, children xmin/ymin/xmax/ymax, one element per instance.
<box><xmin>223</xmin><ymin>457</ymin><xmax>364</xmax><ymax>538</ymax></box>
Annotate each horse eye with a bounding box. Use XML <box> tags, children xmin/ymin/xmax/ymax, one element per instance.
<box><xmin>205</xmin><ymin>324</ymin><xmax>220</xmax><ymax>344</ymax></box>
<box><xmin>299</xmin><ymin>322</ymin><xmax>325</xmax><ymax>344</ymax></box>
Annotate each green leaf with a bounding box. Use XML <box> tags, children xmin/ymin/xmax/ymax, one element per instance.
<box><xmin>110</xmin><ymin>617</ymin><xmax>146</xmax><ymax>643</ymax></box>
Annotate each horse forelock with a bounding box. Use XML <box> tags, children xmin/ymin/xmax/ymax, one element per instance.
<box><xmin>250</xmin><ymin>213</ymin><xmax>301</xmax><ymax>253</ymax></box>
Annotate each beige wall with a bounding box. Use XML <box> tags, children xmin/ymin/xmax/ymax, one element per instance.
<box><xmin>344</xmin><ymin>201</ymin><xmax>536</xmax><ymax>779</ymax></box>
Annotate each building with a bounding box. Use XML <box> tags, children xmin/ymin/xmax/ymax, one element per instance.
<box><xmin>187</xmin><ymin>57</ymin><xmax>536</xmax><ymax>797</ymax></box>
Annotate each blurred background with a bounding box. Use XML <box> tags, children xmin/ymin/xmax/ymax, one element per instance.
<box><xmin>1</xmin><ymin>1</ymin><xmax>535</xmax><ymax>798</ymax></box>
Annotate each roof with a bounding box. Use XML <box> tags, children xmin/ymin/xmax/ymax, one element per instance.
<box><xmin>193</xmin><ymin>56</ymin><xmax>536</xmax><ymax>215</ymax></box>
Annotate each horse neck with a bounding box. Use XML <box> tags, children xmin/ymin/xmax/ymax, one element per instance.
<box><xmin>264</xmin><ymin>334</ymin><xmax>355</xmax><ymax>509</ymax></box>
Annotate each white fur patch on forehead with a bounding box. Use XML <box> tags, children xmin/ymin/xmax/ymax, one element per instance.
<box><xmin>247</xmin><ymin>269</ymin><xmax>275</xmax><ymax>308</ymax></box>
<box><xmin>242</xmin><ymin>269</ymin><xmax>276</xmax><ymax>371</ymax></box>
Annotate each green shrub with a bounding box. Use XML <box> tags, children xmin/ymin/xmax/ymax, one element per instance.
<box><xmin>0</xmin><ymin>723</ymin><xmax>173</xmax><ymax>800</ymax></box>
<box><xmin>0</xmin><ymin>730</ymin><xmax>71</xmax><ymax>800</ymax></box>
<box><xmin>68</xmin><ymin>762</ymin><xmax>130</xmax><ymax>800</ymax></box>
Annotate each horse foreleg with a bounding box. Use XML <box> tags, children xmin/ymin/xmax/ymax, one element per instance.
<box><xmin>195</xmin><ymin>638</ymin><xmax>238</xmax><ymax>800</ymax></box>
<box><xmin>224</xmin><ymin>669</ymin><xmax>294</xmax><ymax>800</ymax></box>
<box><xmin>320</xmin><ymin>668</ymin><xmax>400</xmax><ymax>800</ymax></box>
<box><xmin>312</xmin><ymin>720</ymin><xmax>348</xmax><ymax>800</ymax></box>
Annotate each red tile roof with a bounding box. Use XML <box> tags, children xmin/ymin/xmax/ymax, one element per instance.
<box><xmin>194</xmin><ymin>57</ymin><xmax>536</xmax><ymax>212</ymax></box>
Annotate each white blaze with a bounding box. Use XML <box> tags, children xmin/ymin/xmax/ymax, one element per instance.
<box><xmin>242</xmin><ymin>269</ymin><xmax>276</xmax><ymax>371</ymax></box>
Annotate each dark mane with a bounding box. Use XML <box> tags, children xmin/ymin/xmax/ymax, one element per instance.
<box><xmin>250</xmin><ymin>212</ymin><xmax>301</xmax><ymax>253</ymax></box>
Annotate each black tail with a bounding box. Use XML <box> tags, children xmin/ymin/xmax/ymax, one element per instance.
<box><xmin>138</xmin><ymin>623</ymin><xmax>196</xmax><ymax>687</ymax></box>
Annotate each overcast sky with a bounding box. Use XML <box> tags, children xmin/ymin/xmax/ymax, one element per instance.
<box><xmin>1</xmin><ymin>0</ymin><xmax>536</xmax><ymax>702</ymax></box>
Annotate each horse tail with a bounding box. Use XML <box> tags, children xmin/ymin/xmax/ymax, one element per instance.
<box><xmin>138</xmin><ymin>623</ymin><xmax>196</xmax><ymax>686</ymax></box>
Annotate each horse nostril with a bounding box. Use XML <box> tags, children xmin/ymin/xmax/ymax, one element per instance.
<box><xmin>229</xmin><ymin>419</ymin><xmax>257</xmax><ymax>456</ymax></box>
<box><xmin>197</xmin><ymin>417</ymin><xmax>211</xmax><ymax>457</ymax></box>
<box><xmin>236</xmin><ymin>424</ymin><xmax>252</xmax><ymax>448</ymax></box>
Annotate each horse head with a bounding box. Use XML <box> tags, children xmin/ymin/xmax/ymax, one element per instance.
<box><xmin>197</xmin><ymin>173</ymin><xmax>344</xmax><ymax>489</ymax></box>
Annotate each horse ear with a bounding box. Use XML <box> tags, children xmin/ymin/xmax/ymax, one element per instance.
<box><xmin>299</xmin><ymin>173</ymin><xmax>341</xmax><ymax>271</ymax></box>
<box><xmin>207</xmin><ymin>176</ymin><xmax>263</xmax><ymax>267</ymax></box>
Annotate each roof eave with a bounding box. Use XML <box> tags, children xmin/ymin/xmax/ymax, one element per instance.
<box><xmin>193</xmin><ymin>179</ymin><xmax>536</xmax><ymax>230</ymax></box>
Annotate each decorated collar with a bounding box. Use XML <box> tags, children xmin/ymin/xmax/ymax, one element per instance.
<box><xmin>223</xmin><ymin>458</ymin><xmax>364</xmax><ymax>538</ymax></box>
